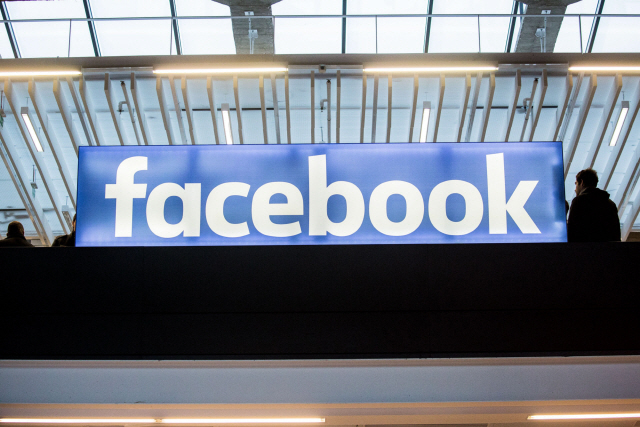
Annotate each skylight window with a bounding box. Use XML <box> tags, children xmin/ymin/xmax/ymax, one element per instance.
<box><xmin>175</xmin><ymin>0</ymin><xmax>235</xmax><ymax>55</ymax></box>
<box><xmin>593</xmin><ymin>0</ymin><xmax>640</xmax><ymax>52</ymax></box>
<box><xmin>554</xmin><ymin>0</ymin><xmax>598</xmax><ymax>52</ymax></box>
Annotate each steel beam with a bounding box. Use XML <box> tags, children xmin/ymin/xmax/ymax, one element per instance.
<box><xmin>78</xmin><ymin>76</ymin><xmax>103</xmax><ymax>146</ymax></box>
<box><xmin>271</xmin><ymin>73</ymin><xmax>281</xmax><ymax>144</ymax></box>
<box><xmin>130</xmin><ymin>73</ymin><xmax>150</xmax><ymax>145</ymax></box>
<box><xmin>311</xmin><ymin>71</ymin><xmax>315</xmax><ymax>144</ymax></box>
<box><xmin>103</xmin><ymin>74</ymin><xmax>125</xmax><ymax>146</ymax></box>
<box><xmin>169</xmin><ymin>76</ymin><xmax>188</xmax><ymax>144</ymax></box>
<box><xmin>156</xmin><ymin>77</ymin><xmax>174</xmax><ymax>145</ymax></box>
<box><xmin>433</xmin><ymin>74</ymin><xmax>445</xmax><ymax>142</ymax></box>
<box><xmin>336</xmin><ymin>70</ymin><xmax>341</xmax><ymax>144</ymax></box>
<box><xmin>603</xmin><ymin>81</ymin><xmax>640</xmax><ymax>190</ymax></box>
<box><xmin>465</xmin><ymin>72</ymin><xmax>483</xmax><ymax>142</ymax></box>
<box><xmin>327</xmin><ymin>78</ymin><xmax>332</xmax><ymax>144</ymax></box>
<box><xmin>53</xmin><ymin>78</ymin><xmax>81</xmax><ymax>155</ymax></box>
<box><xmin>564</xmin><ymin>74</ymin><xmax>597</xmax><ymax>180</ymax></box>
<box><xmin>5</xmin><ymin>79</ymin><xmax>68</xmax><ymax>236</ymax></box>
<box><xmin>82</xmin><ymin>0</ymin><xmax>100</xmax><ymax>56</ymax></box>
<box><xmin>386</xmin><ymin>74</ymin><xmax>392</xmax><ymax>143</ymax></box>
<box><xmin>480</xmin><ymin>72</ymin><xmax>495</xmax><ymax>142</ymax></box>
<box><xmin>371</xmin><ymin>73</ymin><xmax>379</xmax><ymax>143</ymax></box>
<box><xmin>504</xmin><ymin>69</ymin><xmax>521</xmax><ymax>142</ymax></box>
<box><xmin>181</xmin><ymin>77</ymin><xmax>196</xmax><ymax>145</ymax></box>
<box><xmin>553</xmin><ymin>73</ymin><xmax>573</xmax><ymax>141</ymax></box>
<box><xmin>233</xmin><ymin>75</ymin><xmax>244</xmax><ymax>145</ymax></box>
<box><xmin>457</xmin><ymin>73</ymin><xmax>472</xmax><ymax>143</ymax></box>
<box><xmin>586</xmin><ymin>73</ymin><xmax>622</xmax><ymax>169</ymax></box>
<box><xmin>528</xmin><ymin>69</ymin><xmax>548</xmax><ymax>141</ymax></box>
<box><xmin>259</xmin><ymin>74</ymin><xmax>268</xmax><ymax>144</ymax></box>
<box><xmin>520</xmin><ymin>77</ymin><xmax>538</xmax><ymax>142</ymax></box>
<box><xmin>28</xmin><ymin>79</ymin><xmax>76</xmax><ymax>209</ymax></box>
<box><xmin>285</xmin><ymin>72</ymin><xmax>291</xmax><ymax>144</ymax></box>
<box><xmin>206</xmin><ymin>76</ymin><xmax>220</xmax><ymax>145</ymax></box>
<box><xmin>409</xmin><ymin>74</ymin><xmax>419</xmax><ymax>143</ymax></box>
<box><xmin>360</xmin><ymin>73</ymin><xmax>367</xmax><ymax>143</ymax></box>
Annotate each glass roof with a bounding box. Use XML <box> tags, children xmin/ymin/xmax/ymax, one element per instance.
<box><xmin>0</xmin><ymin>0</ymin><xmax>636</xmax><ymax>58</ymax></box>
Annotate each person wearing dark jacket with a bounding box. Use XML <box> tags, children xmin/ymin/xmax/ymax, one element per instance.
<box><xmin>0</xmin><ymin>221</ymin><xmax>34</xmax><ymax>247</ymax></box>
<box><xmin>52</xmin><ymin>214</ymin><xmax>76</xmax><ymax>247</ymax></box>
<box><xmin>567</xmin><ymin>168</ymin><xmax>621</xmax><ymax>242</ymax></box>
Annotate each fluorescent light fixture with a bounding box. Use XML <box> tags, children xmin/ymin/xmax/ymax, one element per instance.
<box><xmin>0</xmin><ymin>71</ymin><xmax>81</xmax><ymax>77</ymax></box>
<box><xmin>153</xmin><ymin>68</ymin><xmax>287</xmax><ymax>75</ymax></box>
<box><xmin>610</xmin><ymin>100</ymin><xmax>629</xmax><ymax>147</ymax></box>
<box><xmin>21</xmin><ymin>106</ymin><xmax>44</xmax><ymax>152</ymax></box>
<box><xmin>0</xmin><ymin>419</ymin><xmax>156</xmax><ymax>424</ymax></box>
<box><xmin>221</xmin><ymin>103</ymin><xmax>234</xmax><ymax>145</ymax></box>
<box><xmin>419</xmin><ymin>101</ymin><xmax>431</xmax><ymax>143</ymax></box>
<box><xmin>161</xmin><ymin>419</ymin><xmax>325</xmax><ymax>424</ymax></box>
<box><xmin>569</xmin><ymin>66</ymin><xmax>640</xmax><ymax>72</ymax></box>
<box><xmin>528</xmin><ymin>413</ymin><xmax>640</xmax><ymax>420</ymax></box>
<box><xmin>364</xmin><ymin>67</ymin><xmax>498</xmax><ymax>73</ymax></box>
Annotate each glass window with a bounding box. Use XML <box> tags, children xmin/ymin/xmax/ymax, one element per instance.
<box><xmin>347</xmin><ymin>0</ymin><xmax>429</xmax><ymax>53</ymax></box>
<box><xmin>593</xmin><ymin>0</ymin><xmax>640</xmax><ymax>52</ymax></box>
<box><xmin>272</xmin><ymin>0</ymin><xmax>342</xmax><ymax>54</ymax></box>
<box><xmin>430</xmin><ymin>0</ymin><xmax>513</xmax><ymax>53</ymax></box>
<box><xmin>175</xmin><ymin>0</ymin><xmax>235</xmax><ymax>55</ymax></box>
<box><xmin>6</xmin><ymin>1</ymin><xmax>94</xmax><ymax>58</ymax></box>
<box><xmin>91</xmin><ymin>0</ymin><xmax>175</xmax><ymax>56</ymax></box>
<box><xmin>554</xmin><ymin>0</ymin><xmax>598</xmax><ymax>52</ymax></box>
<box><xmin>0</xmin><ymin>25</ymin><xmax>15</xmax><ymax>58</ymax></box>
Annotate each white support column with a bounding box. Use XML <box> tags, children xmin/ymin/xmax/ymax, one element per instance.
<box><xmin>169</xmin><ymin>75</ymin><xmax>188</xmax><ymax>145</ymax></box>
<box><xmin>480</xmin><ymin>72</ymin><xmax>495</xmax><ymax>142</ymax></box>
<box><xmin>528</xmin><ymin>69</ymin><xmax>548</xmax><ymax>141</ymax></box>
<box><xmin>621</xmin><ymin>191</ymin><xmax>640</xmax><ymax>241</ymax></box>
<box><xmin>336</xmin><ymin>70</ymin><xmax>341</xmax><ymax>144</ymax></box>
<box><xmin>603</xmin><ymin>81</ymin><xmax>640</xmax><ymax>190</ymax></box>
<box><xmin>271</xmin><ymin>73</ymin><xmax>281</xmax><ymax>145</ymax></box>
<box><xmin>28</xmin><ymin>79</ymin><xmax>76</xmax><ymax>209</ymax></box>
<box><xmin>120</xmin><ymin>81</ymin><xmax>141</xmax><ymax>146</ymax></box>
<box><xmin>52</xmin><ymin>78</ymin><xmax>81</xmax><ymax>155</ymax></box>
<box><xmin>386</xmin><ymin>74</ymin><xmax>392</xmax><ymax>143</ymax></box>
<box><xmin>465</xmin><ymin>72</ymin><xmax>483</xmax><ymax>142</ymax></box>
<box><xmin>156</xmin><ymin>76</ymin><xmax>174</xmax><ymax>145</ymax></box>
<box><xmin>371</xmin><ymin>73</ymin><xmax>379</xmax><ymax>143</ymax></box>
<box><xmin>130</xmin><ymin>73</ymin><xmax>150</xmax><ymax>145</ymax></box>
<box><xmin>504</xmin><ymin>70</ymin><xmax>521</xmax><ymax>142</ymax></box>
<box><xmin>259</xmin><ymin>74</ymin><xmax>268</xmax><ymax>144</ymax></box>
<box><xmin>553</xmin><ymin>73</ymin><xmax>573</xmax><ymax>141</ymax></box>
<box><xmin>78</xmin><ymin>76</ymin><xmax>103</xmax><ymax>146</ymax></box>
<box><xmin>564</xmin><ymin>74</ymin><xmax>597</xmax><ymax>180</ymax></box>
<box><xmin>181</xmin><ymin>76</ymin><xmax>196</xmax><ymax>145</ymax></box>
<box><xmin>233</xmin><ymin>75</ymin><xmax>244</xmax><ymax>145</ymax></box>
<box><xmin>284</xmin><ymin>72</ymin><xmax>291</xmax><ymax>144</ymax></box>
<box><xmin>103</xmin><ymin>74</ymin><xmax>125</xmax><ymax>146</ymax></box>
<box><xmin>311</xmin><ymin>70</ymin><xmax>315</xmax><ymax>144</ymax></box>
<box><xmin>0</xmin><ymin>129</ymin><xmax>53</xmax><ymax>245</ymax></box>
<box><xmin>409</xmin><ymin>74</ymin><xmax>419</xmax><ymax>143</ymax></box>
<box><xmin>613</xmin><ymin>144</ymin><xmax>640</xmax><ymax>210</ymax></box>
<box><xmin>360</xmin><ymin>73</ymin><xmax>367</xmax><ymax>144</ymax></box>
<box><xmin>433</xmin><ymin>74</ymin><xmax>445</xmax><ymax>143</ymax></box>
<box><xmin>206</xmin><ymin>76</ymin><xmax>220</xmax><ymax>145</ymax></box>
<box><xmin>66</xmin><ymin>77</ymin><xmax>94</xmax><ymax>147</ymax></box>
<box><xmin>520</xmin><ymin>77</ymin><xmax>538</xmax><ymax>142</ymax></box>
<box><xmin>4</xmin><ymin>79</ymin><xmax>65</xmax><ymax>239</ymax></box>
<box><xmin>326</xmin><ymin>78</ymin><xmax>332</xmax><ymax>144</ymax></box>
<box><xmin>586</xmin><ymin>73</ymin><xmax>622</xmax><ymax>169</ymax></box>
<box><xmin>457</xmin><ymin>73</ymin><xmax>471</xmax><ymax>143</ymax></box>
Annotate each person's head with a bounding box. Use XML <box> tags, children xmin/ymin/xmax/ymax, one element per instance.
<box><xmin>575</xmin><ymin>168</ymin><xmax>598</xmax><ymax>195</ymax></box>
<box><xmin>72</xmin><ymin>213</ymin><xmax>76</xmax><ymax>232</ymax></box>
<box><xmin>7</xmin><ymin>221</ymin><xmax>24</xmax><ymax>237</ymax></box>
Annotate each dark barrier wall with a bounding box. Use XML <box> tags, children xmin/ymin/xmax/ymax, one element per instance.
<box><xmin>1</xmin><ymin>243</ymin><xmax>639</xmax><ymax>359</ymax></box>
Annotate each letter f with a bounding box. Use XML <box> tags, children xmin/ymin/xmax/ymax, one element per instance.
<box><xmin>105</xmin><ymin>156</ymin><xmax>148</xmax><ymax>237</ymax></box>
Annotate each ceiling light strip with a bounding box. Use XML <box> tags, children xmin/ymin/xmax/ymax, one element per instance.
<box><xmin>364</xmin><ymin>67</ymin><xmax>498</xmax><ymax>73</ymax></box>
<box><xmin>569</xmin><ymin>66</ymin><xmax>640</xmax><ymax>72</ymax></box>
<box><xmin>528</xmin><ymin>413</ymin><xmax>640</xmax><ymax>420</ymax></box>
<box><xmin>0</xmin><ymin>419</ymin><xmax>325</xmax><ymax>425</ymax></box>
<box><xmin>0</xmin><ymin>71</ymin><xmax>81</xmax><ymax>77</ymax></box>
<box><xmin>0</xmin><ymin>420</ymin><xmax>157</xmax><ymax>424</ymax></box>
<box><xmin>20</xmin><ymin>107</ymin><xmax>44</xmax><ymax>152</ymax></box>
<box><xmin>161</xmin><ymin>419</ymin><xmax>325</xmax><ymax>424</ymax></box>
<box><xmin>610</xmin><ymin>101</ymin><xmax>629</xmax><ymax>146</ymax></box>
<box><xmin>153</xmin><ymin>68</ymin><xmax>288</xmax><ymax>75</ymax></box>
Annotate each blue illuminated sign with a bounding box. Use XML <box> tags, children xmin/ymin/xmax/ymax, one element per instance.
<box><xmin>76</xmin><ymin>143</ymin><xmax>567</xmax><ymax>246</ymax></box>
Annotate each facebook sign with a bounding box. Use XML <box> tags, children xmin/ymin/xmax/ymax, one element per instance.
<box><xmin>76</xmin><ymin>143</ymin><xmax>567</xmax><ymax>247</ymax></box>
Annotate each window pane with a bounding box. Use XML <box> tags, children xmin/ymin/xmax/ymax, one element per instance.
<box><xmin>554</xmin><ymin>0</ymin><xmax>598</xmax><ymax>52</ymax></box>
<box><xmin>272</xmin><ymin>0</ymin><xmax>342</xmax><ymax>54</ymax></box>
<box><xmin>430</xmin><ymin>0</ymin><xmax>512</xmax><ymax>53</ymax></box>
<box><xmin>91</xmin><ymin>0</ymin><xmax>175</xmax><ymax>56</ymax></box>
<box><xmin>347</xmin><ymin>0</ymin><xmax>428</xmax><ymax>53</ymax></box>
<box><xmin>593</xmin><ymin>0</ymin><xmax>640</xmax><ymax>52</ymax></box>
<box><xmin>0</xmin><ymin>26</ymin><xmax>15</xmax><ymax>58</ymax></box>
<box><xmin>6</xmin><ymin>1</ymin><xmax>94</xmax><ymax>58</ymax></box>
<box><xmin>175</xmin><ymin>0</ymin><xmax>235</xmax><ymax>55</ymax></box>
